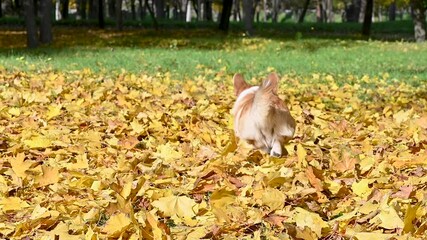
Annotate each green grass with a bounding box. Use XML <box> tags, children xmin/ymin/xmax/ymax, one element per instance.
<box><xmin>0</xmin><ymin>24</ymin><xmax>426</xmax><ymax>85</ymax></box>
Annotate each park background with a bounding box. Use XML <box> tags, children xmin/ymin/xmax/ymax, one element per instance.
<box><xmin>0</xmin><ymin>0</ymin><xmax>427</xmax><ymax>239</ymax></box>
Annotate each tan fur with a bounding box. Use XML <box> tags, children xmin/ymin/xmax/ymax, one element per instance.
<box><xmin>232</xmin><ymin>73</ymin><xmax>296</xmax><ymax>156</ymax></box>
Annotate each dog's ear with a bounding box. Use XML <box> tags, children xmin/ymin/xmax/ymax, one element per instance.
<box><xmin>261</xmin><ymin>72</ymin><xmax>279</xmax><ymax>94</ymax></box>
<box><xmin>233</xmin><ymin>73</ymin><xmax>250</xmax><ymax>96</ymax></box>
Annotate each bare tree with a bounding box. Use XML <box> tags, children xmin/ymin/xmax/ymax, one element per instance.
<box><xmin>24</xmin><ymin>0</ymin><xmax>38</xmax><ymax>48</ymax></box>
<box><xmin>40</xmin><ymin>0</ymin><xmax>53</xmax><ymax>44</ymax></box>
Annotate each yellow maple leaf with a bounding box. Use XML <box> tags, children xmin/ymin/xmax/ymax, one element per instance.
<box><xmin>24</xmin><ymin>135</ymin><xmax>52</xmax><ymax>149</ymax></box>
<box><xmin>370</xmin><ymin>205</ymin><xmax>404</xmax><ymax>230</ymax></box>
<box><xmin>46</xmin><ymin>104</ymin><xmax>62</xmax><ymax>120</ymax></box>
<box><xmin>35</xmin><ymin>165</ymin><xmax>60</xmax><ymax>187</ymax></box>
<box><xmin>102</xmin><ymin>213</ymin><xmax>132</xmax><ymax>237</ymax></box>
<box><xmin>294</xmin><ymin>207</ymin><xmax>329</xmax><ymax>238</ymax></box>
<box><xmin>154</xmin><ymin>143</ymin><xmax>183</xmax><ymax>164</ymax></box>
<box><xmin>297</xmin><ymin>144</ymin><xmax>307</xmax><ymax>167</ymax></box>
<box><xmin>393</xmin><ymin>109</ymin><xmax>412</xmax><ymax>125</ymax></box>
<box><xmin>130</xmin><ymin>119</ymin><xmax>145</xmax><ymax>134</ymax></box>
<box><xmin>261</xmin><ymin>188</ymin><xmax>285</xmax><ymax>211</ymax></box>
<box><xmin>351</xmin><ymin>179</ymin><xmax>373</xmax><ymax>199</ymax></box>
<box><xmin>48</xmin><ymin>222</ymin><xmax>81</xmax><ymax>240</ymax></box>
<box><xmin>403</xmin><ymin>203</ymin><xmax>419</xmax><ymax>233</ymax></box>
<box><xmin>0</xmin><ymin>197</ymin><xmax>29</xmax><ymax>211</ymax></box>
<box><xmin>85</xmin><ymin>226</ymin><xmax>97</xmax><ymax>240</ymax></box>
<box><xmin>30</xmin><ymin>205</ymin><xmax>50</xmax><ymax>220</ymax></box>
<box><xmin>8</xmin><ymin>107</ymin><xmax>20</xmax><ymax>117</ymax></box>
<box><xmin>152</xmin><ymin>195</ymin><xmax>198</xmax><ymax>218</ymax></box>
<box><xmin>9</xmin><ymin>152</ymin><xmax>32</xmax><ymax>179</ymax></box>
<box><xmin>347</xmin><ymin>231</ymin><xmax>395</xmax><ymax>240</ymax></box>
<box><xmin>210</xmin><ymin>188</ymin><xmax>236</xmax><ymax>223</ymax></box>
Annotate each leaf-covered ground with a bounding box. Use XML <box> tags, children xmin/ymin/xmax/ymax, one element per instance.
<box><xmin>0</xmin><ymin>70</ymin><xmax>426</xmax><ymax>239</ymax></box>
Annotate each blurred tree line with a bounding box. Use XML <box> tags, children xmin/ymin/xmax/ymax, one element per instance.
<box><xmin>0</xmin><ymin>0</ymin><xmax>425</xmax><ymax>47</ymax></box>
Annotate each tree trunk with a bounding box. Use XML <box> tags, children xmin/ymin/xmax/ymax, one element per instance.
<box><xmin>242</xmin><ymin>0</ymin><xmax>253</xmax><ymax>35</ymax></box>
<box><xmin>61</xmin><ymin>0</ymin><xmax>68</xmax><ymax>19</ymax></box>
<box><xmin>13</xmin><ymin>0</ymin><xmax>23</xmax><ymax>16</ymax></box>
<box><xmin>316</xmin><ymin>0</ymin><xmax>324</xmax><ymax>22</ymax></box>
<box><xmin>172</xmin><ymin>0</ymin><xmax>178</xmax><ymax>20</ymax></box>
<box><xmin>388</xmin><ymin>1</ymin><xmax>396</xmax><ymax>21</ymax></box>
<box><xmin>155</xmin><ymin>0</ymin><xmax>165</xmax><ymax>19</ymax></box>
<box><xmin>98</xmin><ymin>0</ymin><xmax>104</xmax><ymax>28</ymax></box>
<box><xmin>77</xmin><ymin>0</ymin><xmax>87</xmax><ymax>19</ymax></box>
<box><xmin>411</xmin><ymin>0</ymin><xmax>426</xmax><ymax>42</ymax></box>
<box><xmin>130</xmin><ymin>0</ymin><xmax>136</xmax><ymax>20</ymax></box>
<box><xmin>145</xmin><ymin>0</ymin><xmax>158</xmax><ymax>29</ymax></box>
<box><xmin>272</xmin><ymin>0</ymin><xmax>279</xmax><ymax>23</ymax></box>
<box><xmin>24</xmin><ymin>0</ymin><xmax>38</xmax><ymax>48</ymax></box>
<box><xmin>361</xmin><ymin>0</ymin><xmax>373</xmax><ymax>37</ymax></box>
<box><xmin>55</xmin><ymin>0</ymin><xmax>61</xmax><ymax>20</ymax></box>
<box><xmin>358</xmin><ymin>0</ymin><xmax>365</xmax><ymax>22</ymax></box>
<box><xmin>0</xmin><ymin>0</ymin><xmax>3</xmax><ymax>17</ymax></box>
<box><xmin>139</xmin><ymin>0</ymin><xmax>145</xmax><ymax>20</ymax></box>
<box><xmin>325</xmin><ymin>0</ymin><xmax>333</xmax><ymax>22</ymax></box>
<box><xmin>39</xmin><ymin>0</ymin><xmax>53</xmax><ymax>44</ymax></box>
<box><xmin>298</xmin><ymin>0</ymin><xmax>310</xmax><ymax>23</ymax></box>
<box><xmin>196</xmin><ymin>0</ymin><xmax>201</xmax><ymax>20</ymax></box>
<box><xmin>108</xmin><ymin>0</ymin><xmax>114</xmax><ymax>18</ymax></box>
<box><xmin>116</xmin><ymin>0</ymin><xmax>122</xmax><ymax>30</ymax></box>
<box><xmin>186</xmin><ymin>0</ymin><xmax>191</xmax><ymax>21</ymax></box>
<box><xmin>233</xmin><ymin>0</ymin><xmax>240</xmax><ymax>21</ymax></box>
<box><xmin>204</xmin><ymin>0</ymin><xmax>212</xmax><ymax>21</ymax></box>
<box><xmin>89</xmin><ymin>0</ymin><xmax>97</xmax><ymax>19</ymax></box>
<box><xmin>219</xmin><ymin>0</ymin><xmax>232</xmax><ymax>31</ymax></box>
<box><xmin>262</xmin><ymin>0</ymin><xmax>266</xmax><ymax>22</ymax></box>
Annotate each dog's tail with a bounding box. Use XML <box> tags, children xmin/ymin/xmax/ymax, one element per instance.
<box><xmin>252</xmin><ymin>73</ymin><xmax>280</xmax><ymax>123</ymax></box>
<box><xmin>253</xmin><ymin>73</ymin><xmax>295</xmax><ymax>136</ymax></box>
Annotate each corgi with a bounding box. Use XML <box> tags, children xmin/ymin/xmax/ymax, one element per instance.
<box><xmin>232</xmin><ymin>73</ymin><xmax>296</xmax><ymax>157</ymax></box>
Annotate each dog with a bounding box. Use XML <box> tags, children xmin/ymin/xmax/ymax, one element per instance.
<box><xmin>232</xmin><ymin>73</ymin><xmax>296</xmax><ymax>157</ymax></box>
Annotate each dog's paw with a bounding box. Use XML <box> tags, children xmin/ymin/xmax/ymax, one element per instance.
<box><xmin>270</xmin><ymin>141</ymin><xmax>282</xmax><ymax>157</ymax></box>
<box><xmin>270</xmin><ymin>150</ymin><xmax>281</xmax><ymax>157</ymax></box>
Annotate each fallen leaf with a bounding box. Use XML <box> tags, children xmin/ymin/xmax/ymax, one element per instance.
<box><xmin>152</xmin><ymin>195</ymin><xmax>198</xmax><ymax>218</ymax></box>
<box><xmin>102</xmin><ymin>213</ymin><xmax>132</xmax><ymax>237</ymax></box>
<box><xmin>24</xmin><ymin>135</ymin><xmax>52</xmax><ymax>149</ymax></box>
<box><xmin>294</xmin><ymin>207</ymin><xmax>328</xmax><ymax>238</ymax></box>
<box><xmin>9</xmin><ymin>152</ymin><xmax>32</xmax><ymax>179</ymax></box>
<box><xmin>351</xmin><ymin>179</ymin><xmax>372</xmax><ymax>199</ymax></box>
<box><xmin>35</xmin><ymin>165</ymin><xmax>60</xmax><ymax>187</ymax></box>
